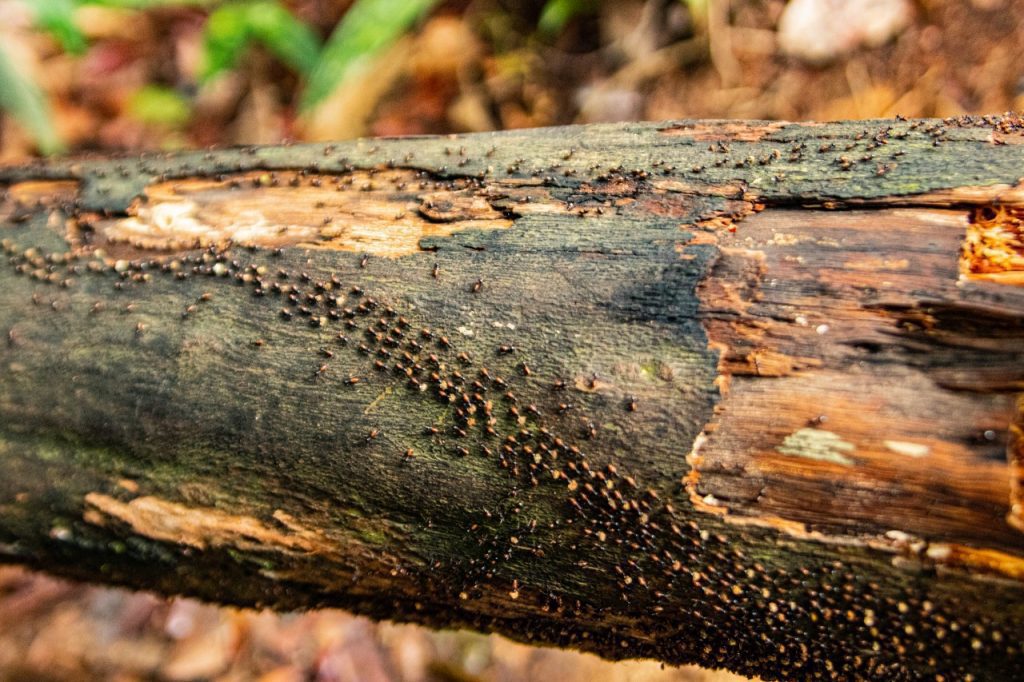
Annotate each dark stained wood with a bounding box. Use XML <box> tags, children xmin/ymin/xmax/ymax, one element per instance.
<box><xmin>2</xmin><ymin>116</ymin><xmax>1024</xmax><ymax>681</ymax></box>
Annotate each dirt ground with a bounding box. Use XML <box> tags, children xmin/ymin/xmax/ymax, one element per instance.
<box><xmin>1</xmin><ymin>0</ymin><xmax>1022</xmax><ymax>680</ymax></box>
<box><xmin>0</xmin><ymin>566</ymin><xmax>745</xmax><ymax>682</ymax></box>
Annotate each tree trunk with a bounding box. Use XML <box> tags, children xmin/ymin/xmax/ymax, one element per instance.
<box><xmin>2</xmin><ymin>117</ymin><xmax>1024</xmax><ymax>681</ymax></box>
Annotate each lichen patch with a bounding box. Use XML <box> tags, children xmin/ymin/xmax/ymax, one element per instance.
<box><xmin>776</xmin><ymin>428</ymin><xmax>857</xmax><ymax>466</ymax></box>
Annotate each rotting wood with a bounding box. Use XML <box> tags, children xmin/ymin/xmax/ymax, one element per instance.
<box><xmin>2</xmin><ymin>116</ymin><xmax>1024</xmax><ymax>681</ymax></box>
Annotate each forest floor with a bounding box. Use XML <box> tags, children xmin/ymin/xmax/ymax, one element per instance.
<box><xmin>0</xmin><ymin>566</ymin><xmax>742</xmax><ymax>682</ymax></box>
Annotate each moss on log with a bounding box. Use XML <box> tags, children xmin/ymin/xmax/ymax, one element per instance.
<box><xmin>2</xmin><ymin>116</ymin><xmax>1024</xmax><ymax>681</ymax></box>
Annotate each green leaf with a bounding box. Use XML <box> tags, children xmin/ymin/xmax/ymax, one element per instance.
<box><xmin>538</xmin><ymin>0</ymin><xmax>596</xmax><ymax>37</ymax></box>
<box><xmin>198</xmin><ymin>2</ymin><xmax>251</xmax><ymax>82</ymax></box>
<box><xmin>300</xmin><ymin>0</ymin><xmax>440</xmax><ymax>112</ymax></box>
<box><xmin>30</xmin><ymin>0</ymin><xmax>221</xmax><ymax>57</ymax></box>
<box><xmin>246</xmin><ymin>1</ymin><xmax>321</xmax><ymax>76</ymax></box>
<box><xmin>32</xmin><ymin>0</ymin><xmax>89</xmax><ymax>55</ymax></box>
<box><xmin>0</xmin><ymin>43</ymin><xmax>64</xmax><ymax>154</ymax></box>
<box><xmin>127</xmin><ymin>84</ymin><xmax>192</xmax><ymax>127</ymax></box>
<box><xmin>199</xmin><ymin>1</ymin><xmax>321</xmax><ymax>83</ymax></box>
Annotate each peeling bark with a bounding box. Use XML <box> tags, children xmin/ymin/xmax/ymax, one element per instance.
<box><xmin>2</xmin><ymin>117</ymin><xmax>1024</xmax><ymax>681</ymax></box>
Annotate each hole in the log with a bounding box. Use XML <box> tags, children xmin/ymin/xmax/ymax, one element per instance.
<box><xmin>962</xmin><ymin>205</ymin><xmax>1024</xmax><ymax>284</ymax></box>
<box><xmin>848</xmin><ymin>340</ymin><xmax>884</xmax><ymax>354</ymax></box>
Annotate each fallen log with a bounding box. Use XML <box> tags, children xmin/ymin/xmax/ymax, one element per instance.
<box><xmin>1</xmin><ymin>116</ymin><xmax>1024</xmax><ymax>681</ymax></box>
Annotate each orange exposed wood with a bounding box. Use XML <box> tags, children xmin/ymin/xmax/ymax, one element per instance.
<box><xmin>962</xmin><ymin>205</ymin><xmax>1024</xmax><ymax>283</ymax></box>
<box><xmin>693</xmin><ymin>206</ymin><xmax>1024</xmax><ymax>574</ymax></box>
<box><xmin>658</xmin><ymin>121</ymin><xmax>790</xmax><ymax>142</ymax></box>
<box><xmin>87</xmin><ymin>170</ymin><xmax>514</xmax><ymax>260</ymax></box>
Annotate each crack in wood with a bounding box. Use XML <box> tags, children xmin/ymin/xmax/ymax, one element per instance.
<box><xmin>1010</xmin><ymin>397</ymin><xmax>1024</xmax><ymax>533</ymax></box>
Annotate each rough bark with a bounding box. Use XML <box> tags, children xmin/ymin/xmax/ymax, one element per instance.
<box><xmin>2</xmin><ymin>116</ymin><xmax>1024</xmax><ymax>681</ymax></box>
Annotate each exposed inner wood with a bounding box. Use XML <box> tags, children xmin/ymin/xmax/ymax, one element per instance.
<box><xmin>1</xmin><ymin>180</ymin><xmax>79</xmax><ymax>223</ymax></box>
<box><xmin>659</xmin><ymin>120</ymin><xmax>790</xmax><ymax>141</ymax></box>
<box><xmin>87</xmin><ymin>170</ymin><xmax>515</xmax><ymax>259</ymax></box>
<box><xmin>828</xmin><ymin>183</ymin><xmax>1024</xmax><ymax>208</ymax></box>
<box><xmin>5</xmin><ymin>180</ymin><xmax>80</xmax><ymax>207</ymax></box>
<box><xmin>84</xmin><ymin>492</ymin><xmax>333</xmax><ymax>553</ymax></box>
<box><xmin>962</xmin><ymin>204</ymin><xmax>1024</xmax><ymax>284</ymax></box>
<box><xmin>693</xmin><ymin>206</ymin><xmax>1024</xmax><ymax>568</ymax></box>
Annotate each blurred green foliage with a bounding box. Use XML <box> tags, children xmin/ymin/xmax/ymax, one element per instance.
<box><xmin>200</xmin><ymin>1</ymin><xmax>321</xmax><ymax>82</ymax></box>
<box><xmin>34</xmin><ymin>0</ymin><xmax>89</xmax><ymax>54</ymax></box>
<box><xmin>301</xmin><ymin>0</ymin><xmax>440</xmax><ymax>111</ymax></box>
<box><xmin>3</xmin><ymin>0</ymin><xmax>694</xmax><ymax>154</ymax></box>
<box><xmin>1</xmin><ymin>0</ymin><xmax>449</xmax><ymax>153</ymax></box>
<box><xmin>0</xmin><ymin>39</ymin><xmax>65</xmax><ymax>154</ymax></box>
<box><xmin>127</xmin><ymin>84</ymin><xmax>193</xmax><ymax>128</ymax></box>
<box><xmin>538</xmin><ymin>0</ymin><xmax>598</xmax><ymax>37</ymax></box>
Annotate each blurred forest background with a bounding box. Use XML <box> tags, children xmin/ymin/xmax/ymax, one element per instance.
<box><xmin>1</xmin><ymin>0</ymin><xmax>1023</xmax><ymax>679</ymax></box>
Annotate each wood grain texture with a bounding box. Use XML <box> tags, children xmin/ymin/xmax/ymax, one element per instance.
<box><xmin>2</xmin><ymin>116</ymin><xmax>1024</xmax><ymax>681</ymax></box>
